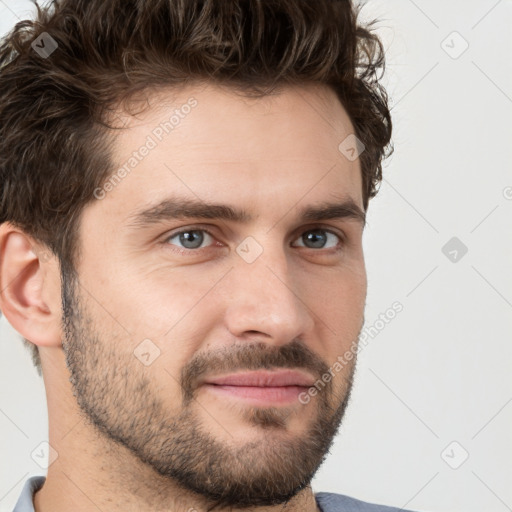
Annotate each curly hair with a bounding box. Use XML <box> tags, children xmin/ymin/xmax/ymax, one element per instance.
<box><xmin>0</xmin><ymin>0</ymin><xmax>392</xmax><ymax>374</ymax></box>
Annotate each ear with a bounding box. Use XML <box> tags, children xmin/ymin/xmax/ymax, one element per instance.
<box><xmin>0</xmin><ymin>223</ymin><xmax>62</xmax><ymax>348</ymax></box>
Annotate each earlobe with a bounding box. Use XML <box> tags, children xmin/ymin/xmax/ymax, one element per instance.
<box><xmin>0</xmin><ymin>223</ymin><xmax>62</xmax><ymax>348</ymax></box>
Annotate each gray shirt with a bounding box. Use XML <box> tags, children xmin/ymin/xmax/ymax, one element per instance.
<box><xmin>13</xmin><ymin>476</ymin><xmax>414</xmax><ymax>512</ymax></box>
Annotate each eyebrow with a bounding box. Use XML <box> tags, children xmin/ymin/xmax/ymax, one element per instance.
<box><xmin>126</xmin><ymin>196</ymin><xmax>366</xmax><ymax>229</ymax></box>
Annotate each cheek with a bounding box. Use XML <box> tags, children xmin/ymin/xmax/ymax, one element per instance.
<box><xmin>307</xmin><ymin>258</ymin><xmax>366</xmax><ymax>307</ymax></box>
<box><xmin>302</xmin><ymin>264</ymin><xmax>366</xmax><ymax>354</ymax></box>
<box><xmin>126</xmin><ymin>273</ymin><xmax>229</xmax><ymax>382</ymax></box>
<box><xmin>317</xmin><ymin>281</ymin><xmax>365</xmax><ymax>329</ymax></box>
<box><xmin>86</xmin><ymin>256</ymin><xmax>227</xmax><ymax>339</ymax></box>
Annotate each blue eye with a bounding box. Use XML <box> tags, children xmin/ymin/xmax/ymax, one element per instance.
<box><xmin>293</xmin><ymin>229</ymin><xmax>342</xmax><ymax>249</ymax></box>
<box><xmin>164</xmin><ymin>227</ymin><xmax>343</xmax><ymax>254</ymax></box>
<box><xmin>166</xmin><ymin>229</ymin><xmax>215</xmax><ymax>250</ymax></box>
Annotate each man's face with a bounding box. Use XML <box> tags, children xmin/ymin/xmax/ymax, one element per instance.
<box><xmin>62</xmin><ymin>82</ymin><xmax>367</xmax><ymax>508</ymax></box>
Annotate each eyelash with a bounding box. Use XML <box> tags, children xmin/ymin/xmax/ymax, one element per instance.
<box><xmin>162</xmin><ymin>225</ymin><xmax>346</xmax><ymax>255</ymax></box>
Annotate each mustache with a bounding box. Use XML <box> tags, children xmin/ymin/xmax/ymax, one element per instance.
<box><xmin>180</xmin><ymin>339</ymin><xmax>330</xmax><ymax>403</ymax></box>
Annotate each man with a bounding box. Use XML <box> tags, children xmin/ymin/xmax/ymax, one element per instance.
<box><xmin>0</xmin><ymin>0</ymin><xmax>406</xmax><ymax>511</ymax></box>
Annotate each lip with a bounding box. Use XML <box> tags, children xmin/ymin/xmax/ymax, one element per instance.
<box><xmin>203</xmin><ymin>384</ymin><xmax>309</xmax><ymax>405</ymax></box>
<box><xmin>201</xmin><ymin>370</ymin><xmax>315</xmax><ymax>406</ymax></box>
<box><xmin>203</xmin><ymin>369</ymin><xmax>316</xmax><ymax>388</ymax></box>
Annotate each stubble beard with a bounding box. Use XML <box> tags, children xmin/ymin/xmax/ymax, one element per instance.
<box><xmin>60</xmin><ymin>270</ymin><xmax>358</xmax><ymax>510</ymax></box>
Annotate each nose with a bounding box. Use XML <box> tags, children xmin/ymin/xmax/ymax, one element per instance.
<box><xmin>222</xmin><ymin>246</ymin><xmax>315</xmax><ymax>346</ymax></box>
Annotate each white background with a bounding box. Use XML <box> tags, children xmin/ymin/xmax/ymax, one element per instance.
<box><xmin>1</xmin><ymin>1</ymin><xmax>511</xmax><ymax>511</ymax></box>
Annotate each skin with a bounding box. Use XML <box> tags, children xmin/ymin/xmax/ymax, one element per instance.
<box><xmin>0</xmin><ymin>81</ymin><xmax>367</xmax><ymax>512</ymax></box>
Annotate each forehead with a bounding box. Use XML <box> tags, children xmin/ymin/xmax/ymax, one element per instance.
<box><xmin>104</xmin><ymin>82</ymin><xmax>363</xmax><ymax>217</ymax></box>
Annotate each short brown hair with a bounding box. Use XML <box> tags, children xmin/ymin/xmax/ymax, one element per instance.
<box><xmin>0</xmin><ymin>0</ymin><xmax>393</xmax><ymax>373</ymax></box>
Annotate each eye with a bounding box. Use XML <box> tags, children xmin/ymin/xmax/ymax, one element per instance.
<box><xmin>163</xmin><ymin>226</ymin><xmax>344</xmax><ymax>254</ymax></box>
<box><xmin>292</xmin><ymin>228</ymin><xmax>343</xmax><ymax>250</ymax></box>
<box><xmin>165</xmin><ymin>229</ymin><xmax>216</xmax><ymax>251</ymax></box>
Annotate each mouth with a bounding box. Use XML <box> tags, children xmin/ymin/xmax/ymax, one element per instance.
<box><xmin>201</xmin><ymin>369</ymin><xmax>315</xmax><ymax>406</ymax></box>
